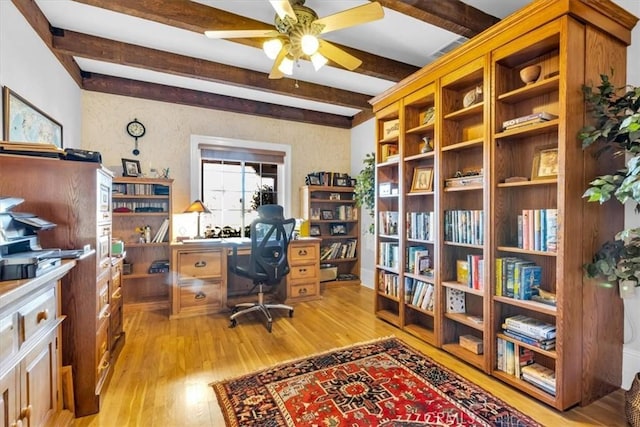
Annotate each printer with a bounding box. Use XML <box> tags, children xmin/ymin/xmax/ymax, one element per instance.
<box><xmin>0</xmin><ymin>196</ymin><xmax>61</xmax><ymax>280</ymax></box>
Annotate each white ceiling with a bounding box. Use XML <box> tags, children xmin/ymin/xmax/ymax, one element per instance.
<box><xmin>36</xmin><ymin>0</ymin><xmax>533</xmax><ymax>118</ymax></box>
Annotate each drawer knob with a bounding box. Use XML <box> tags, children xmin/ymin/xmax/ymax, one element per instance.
<box><xmin>112</xmin><ymin>288</ymin><xmax>122</xmax><ymax>299</ymax></box>
<box><xmin>195</xmin><ymin>291</ymin><xmax>206</xmax><ymax>300</ymax></box>
<box><xmin>36</xmin><ymin>309</ymin><xmax>49</xmax><ymax>323</ymax></box>
<box><xmin>19</xmin><ymin>404</ymin><xmax>32</xmax><ymax>420</ymax></box>
<box><xmin>194</xmin><ymin>260</ymin><xmax>207</xmax><ymax>268</ymax></box>
<box><xmin>298</xmin><ymin>288</ymin><xmax>307</xmax><ymax>295</ymax></box>
<box><xmin>298</xmin><ymin>249</ymin><xmax>307</xmax><ymax>256</ymax></box>
<box><xmin>98</xmin><ymin>359</ymin><xmax>110</xmax><ymax>373</ymax></box>
<box><xmin>299</xmin><ymin>268</ymin><xmax>307</xmax><ymax>273</ymax></box>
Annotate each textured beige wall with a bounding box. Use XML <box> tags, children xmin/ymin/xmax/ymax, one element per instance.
<box><xmin>81</xmin><ymin>91</ymin><xmax>351</xmax><ymax>217</ymax></box>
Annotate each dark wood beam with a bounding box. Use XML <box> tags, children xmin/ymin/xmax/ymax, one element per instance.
<box><xmin>376</xmin><ymin>0</ymin><xmax>499</xmax><ymax>39</ymax></box>
<box><xmin>52</xmin><ymin>29</ymin><xmax>372</xmax><ymax>111</ymax></box>
<box><xmin>11</xmin><ymin>0</ymin><xmax>83</xmax><ymax>86</ymax></box>
<box><xmin>73</xmin><ymin>0</ymin><xmax>418</xmax><ymax>82</ymax></box>
<box><xmin>82</xmin><ymin>74</ymin><xmax>353</xmax><ymax>129</ymax></box>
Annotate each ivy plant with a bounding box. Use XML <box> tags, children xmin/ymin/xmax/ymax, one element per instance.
<box><xmin>354</xmin><ymin>152</ymin><xmax>375</xmax><ymax>233</ymax></box>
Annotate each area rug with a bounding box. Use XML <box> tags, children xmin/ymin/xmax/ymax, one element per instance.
<box><xmin>211</xmin><ymin>337</ymin><xmax>541</xmax><ymax>426</ymax></box>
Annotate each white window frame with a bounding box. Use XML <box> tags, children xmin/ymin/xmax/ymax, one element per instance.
<box><xmin>190</xmin><ymin>135</ymin><xmax>292</xmax><ymax>218</ymax></box>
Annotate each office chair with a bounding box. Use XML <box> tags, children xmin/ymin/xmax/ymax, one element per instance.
<box><xmin>228</xmin><ymin>204</ymin><xmax>295</xmax><ymax>332</ymax></box>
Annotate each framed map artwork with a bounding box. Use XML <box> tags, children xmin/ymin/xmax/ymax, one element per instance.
<box><xmin>2</xmin><ymin>86</ymin><xmax>63</xmax><ymax>148</ymax></box>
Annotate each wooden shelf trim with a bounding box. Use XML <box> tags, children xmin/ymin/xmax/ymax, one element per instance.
<box><xmin>441</xmin><ymin>137</ymin><xmax>484</xmax><ymax>151</ymax></box>
<box><xmin>444</xmin><ymin>312</ymin><xmax>485</xmax><ymax>331</ymax></box>
<box><xmin>442</xmin><ymin>281</ymin><xmax>484</xmax><ymax>297</ymax></box>
<box><xmin>444</xmin><ymin>102</ymin><xmax>484</xmax><ymax>120</ymax></box>
<box><xmin>496</xmin><ymin>333</ymin><xmax>558</xmax><ymax>359</ymax></box>
<box><xmin>406</xmin><ymin>122</ymin><xmax>435</xmax><ymax>134</ymax></box>
<box><xmin>497</xmin><ymin>75</ymin><xmax>560</xmax><ymax>104</ymax></box>
<box><xmin>493</xmin><ymin>296</ymin><xmax>557</xmax><ymax>316</ymax></box>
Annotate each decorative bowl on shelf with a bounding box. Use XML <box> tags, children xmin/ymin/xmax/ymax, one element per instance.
<box><xmin>520</xmin><ymin>65</ymin><xmax>541</xmax><ymax>85</ymax></box>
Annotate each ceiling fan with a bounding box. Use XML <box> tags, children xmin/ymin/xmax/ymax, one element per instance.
<box><xmin>204</xmin><ymin>0</ymin><xmax>384</xmax><ymax>79</ymax></box>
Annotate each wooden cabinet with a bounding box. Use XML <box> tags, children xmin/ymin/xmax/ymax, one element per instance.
<box><xmin>112</xmin><ymin>177</ymin><xmax>173</xmax><ymax>310</ymax></box>
<box><xmin>0</xmin><ymin>155</ymin><xmax>124</xmax><ymax>416</ymax></box>
<box><xmin>370</xmin><ymin>0</ymin><xmax>637</xmax><ymax>410</ymax></box>
<box><xmin>0</xmin><ymin>262</ymin><xmax>75</xmax><ymax>427</ymax></box>
<box><xmin>109</xmin><ymin>258</ymin><xmax>124</xmax><ymax>357</ymax></box>
<box><xmin>299</xmin><ymin>186</ymin><xmax>360</xmax><ymax>286</ymax></box>
<box><xmin>283</xmin><ymin>239</ymin><xmax>321</xmax><ymax>304</ymax></box>
<box><xmin>170</xmin><ymin>243</ymin><xmax>227</xmax><ymax>319</ymax></box>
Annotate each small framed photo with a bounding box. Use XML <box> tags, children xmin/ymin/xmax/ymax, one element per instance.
<box><xmin>421</xmin><ymin>106</ymin><xmax>435</xmax><ymax>126</ymax></box>
<box><xmin>309</xmin><ymin>225</ymin><xmax>321</xmax><ymax>236</ymax></box>
<box><xmin>321</xmin><ymin>210</ymin><xmax>334</xmax><ymax>220</ymax></box>
<box><xmin>330</xmin><ymin>223</ymin><xmax>347</xmax><ymax>236</ymax></box>
<box><xmin>122</xmin><ymin>158</ymin><xmax>142</xmax><ymax>177</ymax></box>
<box><xmin>531</xmin><ymin>147</ymin><xmax>558</xmax><ymax>180</ymax></box>
<box><xmin>329</xmin><ymin>193</ymin><xmax>341</xmax><ymax>200</ymax></box>
<box><xmin>310</xmin><ymin>208</ymin><xmax>321</xmax><ymax>220</ymax></box>
<box><xmin>411</xmin><ymin>166</ymin><xmax>434</xmax><ymax>192</ymax></box>
<box><xmin>334</xmin><ymin>177</ymin><xmax>348</xmax><ymax>186</ymax></box>
<box><xmin>307</xmin><ymin>174</ymin><xmax>321</xmax><ymax>185</ymax></box>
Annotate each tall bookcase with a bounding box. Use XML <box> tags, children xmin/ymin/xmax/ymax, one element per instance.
<box><xmin>299</xmin><ymin>185</ymin><xmax>360</xmax><ymax>286</ymax></box>
<box><xmin>112</xmin><ymin>177</ymin><xmax>173</xmax><ymax>310</ymax></box>
<box><xmin>370</xmin><ymin>0</ymin><xmax>637</xmax><ymax>410</ymax></box>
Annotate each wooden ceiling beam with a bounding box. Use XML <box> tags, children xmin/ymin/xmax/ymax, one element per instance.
<box><xmin>11</xmin><ymin>0</ymin><xmax>83</xmax><ymax>86</ymax></box>
<box><xmin>375</xmin><ymin>0</ymin><xmax>499</xmax><ymax>39</ymax></box>
<box><xmin>52</xmin><ymin>29</ymin><xmax>371</xmax><ymax>111</ymax></box>
<box><xmin>72</xmin><ymin>0</ymin><xmax>418</xmax><ymax>82</ymax></box>
<box><xmin>82</xmin><ymin>74</ymin><xmax>353</xmax><ymax>128</ymax></box>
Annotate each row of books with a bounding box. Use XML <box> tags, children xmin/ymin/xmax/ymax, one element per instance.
<box><xmin>405</xmin><ymin>279</ymin><xmax>435</xmax><ymax>311</ymax></box>
<box><xmin>407</xmin><ymin>246</ymin><xmax>431</xmax><ymax>275</ymax></box>
<box><xmin>320</xmin><ymin>240</ymin><xmax>357</xmax><ymax>260</ymax></box>
<box><xmin>495</xmin><ymin>257</ymin><xmax>541</xmax><ymax>300</ymax></box>
<box><xmin>517</xmin><ymin>209</ymin><xmax>557</xmax><ymax>252</ymax></box>
<box><xmin>504</xmin><ymin>314</ymin><xmax>556</xmax><ymax>342</ymax></box>
<box><xmin>378</xmin><ymin>271</ymin><xmax>399</xmax><ymax>297</ymax></box>
<box><xmin>444</xmin><ymin>210</ymin><xmax>484</xmax><ymax>245</ymax></box>
<box><xmin>406</xmin><ymin>211</ymin><xmax>434</xmax><ymax>241</ymax></box>
<box><xmin>112</xmin><ymin>201</ymin><xmax>169</xmax><ymax>212</ymax></box>
<box><xmin>379</xmin><ymin>211</ymin><xmax>399</xmax><ymax>236</ymax></box>
<box><xmin>112</xmin><ymin>183</ymin><xmax>169</xmax><ymax>195</ymax></box>
<box><xmin>152</xmin><ymin>218</ymin><xmax>170</xmax><ymax>243</ymax></box>
<box><xmin>496</xmin><ymin>337</ymin><xmax>535</xmax><ymax>378</ymax></box>
<box><xmin>456</xmin><ymin>255</ymin><xmax>484</xmax><ymax>291</ymax></box>
<box><xmin>502</xmin><ymin>111</ymin><xmax>558</xmax><ymax>131</ymax></box>
<box><xmin>379</xmin><ymin>242</ymin><xmax>399</xmax><ymax>270</ymax></box>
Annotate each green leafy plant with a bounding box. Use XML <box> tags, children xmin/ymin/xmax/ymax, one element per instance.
<box><xmin>354</xmin><ymin>152</ymin><xmax>375</xmax><ymax>233</ymax></box>
<box><xmin>251</xmin><ymin>184</ymin><xmax>274</xmax><ymax>210</ymax></box>
<box><xmin>580</xmin><ymin>73</ymin><xmax>640</xmax><ymax>286</ymax></box>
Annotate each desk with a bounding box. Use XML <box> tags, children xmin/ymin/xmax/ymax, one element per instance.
<box><xmin>169</xmin><ymin>238</ymin><xmax>321</xmax><ymax>319</ymax></box>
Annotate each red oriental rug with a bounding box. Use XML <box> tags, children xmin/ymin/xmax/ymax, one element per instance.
<box><xmin>212</xmin><ymin>337</ymin><xmax>541</xmax><ymax>426</ymax></box>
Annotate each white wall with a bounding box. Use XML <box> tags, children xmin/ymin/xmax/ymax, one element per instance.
<box><xmin>0</xmin><ymin>2</ymin><xmax>81</xmax><ymax>148</ymax></box>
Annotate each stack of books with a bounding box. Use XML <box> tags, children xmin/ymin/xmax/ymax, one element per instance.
<box><xmin>502</xmin><ymin>112</ymin><xmax>558</xmax><ymax>131</ymax></box>
<box><xmin>521</xmin><ymin>363</ymin><xmax>556</xmax><ymax>396</ymax></box>
<box><xmin>502</xmin><ymin>315</ymin><xmax>556</xmax><ymax>350</ymax></box>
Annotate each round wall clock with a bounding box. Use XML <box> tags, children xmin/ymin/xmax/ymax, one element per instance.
<box><xmin>126</xmin><ymin>118</ymin><xmax>145</xmax><ymax>155</ymax></box>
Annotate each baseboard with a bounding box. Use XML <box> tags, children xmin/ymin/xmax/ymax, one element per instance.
<box><xmin>623</xmin><ymin>348</ymin><xmax>640</xmax><ymax>389</ymax></box>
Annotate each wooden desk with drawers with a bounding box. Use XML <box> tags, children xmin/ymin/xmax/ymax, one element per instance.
<box><xmin>169</xmin><ymin>238</ymin><xmax>321</xmax><ymax>319</ymax></box>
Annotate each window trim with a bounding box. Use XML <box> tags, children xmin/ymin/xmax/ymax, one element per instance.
<box><xmin>190</xmin><ymin>135</ymin><xmax>292</xmax><ymax>218</ymax></box>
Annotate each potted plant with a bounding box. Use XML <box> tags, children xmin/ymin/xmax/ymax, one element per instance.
<box><xmin>354</xmin><ymin>152</ymin><xmax>375</xmax><ymax>233</ymax></box>
<box><xmin>580</xmin><ymin>74</ymin><xmax>640</xmax><ymax>288</ymax></box>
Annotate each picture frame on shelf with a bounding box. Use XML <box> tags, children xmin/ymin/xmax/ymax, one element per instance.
<box><xmin>329</xmin><ymin>193</ymin><xmax>341</xmax><ymax>200</ymax></box>
<box><xmin>330</xmin><ymin>223</ymin><xmax>347</xmax><ymax>236</ymax></box>
<box><xmin>122</xmin><ymin>158</ymin><xmax>142</xmax><ymax>177</ymax></box>
<box><xmin>410</xmin><ymin>166</ymin><xmax>434</xmax><ymax>192</ymax></box>
<box><xmin>2</xmin><ymin>86</ymin><xmax>63</xmax><ymax>148</ymax></box>
<box><xmin>531</xmin><ymin>147</ymin><xmax>558</xmax><ymax>180</ymax></box>
<box><xmin>321</xmin><ymin>209</ymin><xmax>334</xmax><ymax>220</ymax></box>
<box><xmin>421</xmin><ymin>106</ymin><xmax>435</xmax><ymax>126</ymax></box>
<box><xmin>309</xmin><ymin>225</ymin><xmax>321</xmax><ymax>236</ymax></box>
<box><xmin>334</xmin><ymin>177</ymin><xmax>349</xmax><ymax>187</ymax></box>
<box><xmin>306</xmin><ymin>174</ymin><xmax>321</xmax><ymax>185</ymax></box>
<box><xmin>310</xmin><ymin>208</ymin><xmax>321</xmax><ymax>220</ymax></box>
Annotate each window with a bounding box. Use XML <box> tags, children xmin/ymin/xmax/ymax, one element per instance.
<box><xmin>190</xmin><ymin>136</ymin><xmax>291</xmax><ymax>238</ymax></box>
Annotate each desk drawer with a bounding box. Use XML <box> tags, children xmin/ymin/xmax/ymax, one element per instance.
<box><xmin>179</xmin><ymin>281</ymin><xmax>224</xmax><ymax>310</ymax></box>
<box><xmin>289</xmin><ymin>243</ymin><xmax>318</xmax><ymax>263</ymax></box>
<box><xmin>178</xmin><ymin>251</ymin><xmax>223</xmax><ymax>278</ymax></box>
<box><xmin>0</xmin><ymin>314</ymin><xmax>16</xmax><ymax>360</ymax></box>
<box><xmin>289</xmin><ymin>282</ymin><xmax>319</xmax><ymax>299</ymax></box>
<box><xmin>289</xmin><ymin>264</ymin><xmax>317</xmax><ymax>281</ymax></box>
<box><xmin>19</xmin><ymin>288</ymin><xmax>56</xmax><ymax>345</ymax></box>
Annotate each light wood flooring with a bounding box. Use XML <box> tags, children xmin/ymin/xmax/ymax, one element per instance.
<box><xmin>72</xmin><ymin>285</ymin><xmax>627</xmax><ymax>426</ymax></box>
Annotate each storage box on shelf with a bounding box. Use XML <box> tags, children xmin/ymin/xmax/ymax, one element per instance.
<box><xmin>299</xmin><ymin>185</ymin><xmax>360</xmax><ymax>288</ymax></box>
<box><xmin>112</xmin><ymin>177</ymin><xmax>173</xmax><ymax>311</ymax></box>
<box><xmin>370</xmin><ymin>0</ymin><xmax>636</xmax><ymax>410</ymax></box>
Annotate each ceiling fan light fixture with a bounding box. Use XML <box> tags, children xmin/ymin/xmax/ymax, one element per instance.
<box><xmin>310</xmin><ymin>52</ymin><xmax>327</xmax><ymax>71</ymax></box>
<box><xmin>300</xmin><ymin>34</ymin><xmax>319</xmax><ymax>56</ymax></box>
<box><xmin>263</xmin><ymin>39</ymin><xmax>283</xmax><ymax>59</ymax></box>
<box><xmin>278</xmin><ymin>56</ymin><xmax>295</xmax><ymax>75</ymax></box>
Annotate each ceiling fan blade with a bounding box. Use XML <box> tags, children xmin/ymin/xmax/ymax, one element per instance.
<box><xmin>269</xmin><ymin>0</ymin><xmax>297</xmax><ymax>22</ymax></box>
<box><xmin>268</xmin><ymin>48</ymin><xmax>288</xmax><ymax>79</ymax></box>
<box><xmin>314</xmin><ymin>2</ymin><xmax>384</xmax><ymax>35</ymax></box>
<box><xmin>318</xmin><ymin>40</ymin><xmax>362</xmax><ymax>71</ymax></box>
<box><xmin>204</xmin><ymin>29</ymin><xmax>279</xmax><ymax>39</ymax></box>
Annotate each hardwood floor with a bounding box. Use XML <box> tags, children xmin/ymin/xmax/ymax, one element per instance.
<box><xmin>72</xmin><ymin>286</ymin><xmax>627</xmax><ymax>426</ymax></box>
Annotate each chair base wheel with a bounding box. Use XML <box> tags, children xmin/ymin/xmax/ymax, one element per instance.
<box><xmin>267</xmin><ymin>321</ymin><xmax>272</xmax><ymax>333</ymax></box>
<box><xmin>289</xmin><ymin>309</ymin><xmax>294</xmax><ymax>318</ymax></box>
<box><xmin>230</xmin><ymin>319</ymin><xmax>237</xmax><ymax>328</ymax></box>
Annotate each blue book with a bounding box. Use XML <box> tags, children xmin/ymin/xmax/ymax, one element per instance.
<box><xmin>520</xmin><ymin>265</ymin><xmax>542</xmax><ymax>300</ymax></box>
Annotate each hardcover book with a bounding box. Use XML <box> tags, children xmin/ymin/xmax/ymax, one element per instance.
<box><xmin>502</xmin><ymin>111</ymin><xmax>558</xmax><ymax>130</ymax></box>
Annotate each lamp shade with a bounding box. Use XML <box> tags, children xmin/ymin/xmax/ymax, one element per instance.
<box><xmin>183</xmin><ymin>199</ymin><xmax>211</xmax><ymax>214</ymax></box>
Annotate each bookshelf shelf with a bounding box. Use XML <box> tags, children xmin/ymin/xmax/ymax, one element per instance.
<box><xmin>371</xmin><ymin>0</ymin><xmax>632</xmax><ymax>410</ymax></box>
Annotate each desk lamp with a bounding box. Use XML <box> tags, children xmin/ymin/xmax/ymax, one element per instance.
<box><xmin>183</xmin><ymin>199</ymin><xmax>211</xmax><ymax>239</ymax></box>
